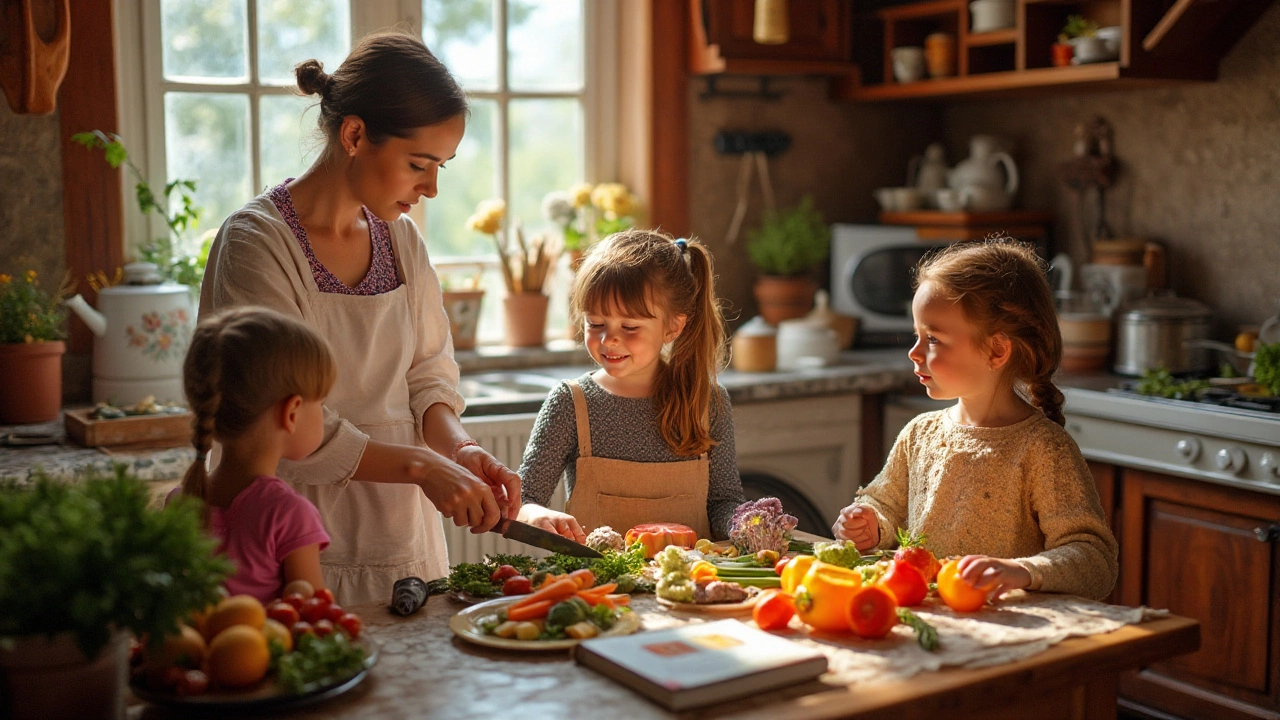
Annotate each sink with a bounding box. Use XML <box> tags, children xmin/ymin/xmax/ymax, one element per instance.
<box><xmin>457</xmin><ymin>372</ymin><xmax>564</xmax><ymax>400</ymax></box>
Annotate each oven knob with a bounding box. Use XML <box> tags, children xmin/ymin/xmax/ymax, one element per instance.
<box><xmin>1214</xmin><ymin>446</ymin><xmax>1247</xmax><ymax>475</ymax></box>
<box><xmin>1260</xmin><ymin>453</ymin><xmax>1280</xmax><ymax>482</ymax></box>
<box><xmin>1175</xmin><ymin>438</ymin><xmax>1201</xmax><ymax>462</ymax></box>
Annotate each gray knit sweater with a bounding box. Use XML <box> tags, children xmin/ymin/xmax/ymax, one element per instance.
<box><xmin>517</xmin><ymin>373</ymin><xmax>746</xmax><ymax>539</ymax></box>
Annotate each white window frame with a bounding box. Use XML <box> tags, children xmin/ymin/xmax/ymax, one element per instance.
<box><xmin>115</xmin><ymin>0</ymin><xmax>618</xmax><ymax>272</ymax></box>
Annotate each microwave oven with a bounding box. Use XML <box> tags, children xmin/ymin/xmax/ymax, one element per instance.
<box><xmin>830</xmin><ymin>224</ymin><xmax>951</xmax><ymax>334</ymax></box>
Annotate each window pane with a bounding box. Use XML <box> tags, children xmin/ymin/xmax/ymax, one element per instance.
<box><xmin>164</xmin><ymin>92</ymin><xmax>251</xmax><ymax>253</ymax></box>
<box><xmin>257</xmin><ymin>0</ymin><xmax>350</xmax><ymax>86</ymax></box>
<box><xmin>508</xmin><ymin>0</ymin><xmax>583</xmax><ymax>91</ymax></box>
<box><xmin>426</xmin><ymin>100</ymin><xmax>497</xmax><ymax>257</ymax></box>
<box><xmin>161</xmin><ymin>0</ymin><xmax>247</xmax><ymax>81</ymax></box>
<box><xmin>260</xmin><ymin>94</ymin><xmax>321</xmax><ymax>188</ymax></box>
<box><xmin>509</xmin><ymin>98</ymin><xmax>583</xmax><ymax>241</ymax></box>
<box><xmin>422</xmin><ymin>0</ymin><xmax>497</xmax><ymax>91</ymax></box>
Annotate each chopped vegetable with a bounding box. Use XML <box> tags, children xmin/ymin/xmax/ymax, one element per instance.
<box><xmin>728</xmin><ymin>497</ymin><xmax>798</xmax><ymax>556</ymax></box>
<box><xmin>584</xmin><ymin>526</ymin><xmax>626</xmax><ymax>553</ymax></box>
<box><xmin>813</xmin><ymin>540</ymin><xmax>863</xmax><ymax>569</ymax></box>
<box><xmin>1255</xmin><ymin>342</ymin><xmax>1280</xmax><ymax>396</ymax></box>
<box><xmin>564</xmin><ymin>621</ymin><xmax>599</xmax><ymax>639</ymax></box>
<box><xmin>1135</xmin><ymin>368</ymin><xmax>1209</xmax><ymax>399</ymax></box>
<box><xmin>656</xmin><ymin>547</ymin><xmax>696</xmax><ymax>603</ymax></box>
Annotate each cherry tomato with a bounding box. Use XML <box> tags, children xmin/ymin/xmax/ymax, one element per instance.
<box><xmin>337</xmin><ymin>612</ymin><xmax>363</xmax><ymax>639</ymax></box>
<box><xmin>752</xmin><ymin>589</ymin><xmax>796</xmax><ymax>631</ymax></box>
<box><xmin>312</xmin><ymin>588</ymin><xmax>335</xmax><ymax>605</ymax></box>
<box><xmin>291</xmin><ymin>621</ymin><xmax>315</xmax><ymax>641</ymax></box>
<box><xmin>176</xmin><ymin>669</ymin><xmax>209</xmax><ymax>697</ymax></box>
<box><xmin>282</xmin><ymin>592</ymin><xmax>306</xmax><ymax>611</ymax></box>
<box><xmin>266</xmin><ymin>601</ymin><xmax>300</xmax><ymax>628</ymax></box>
<box><xmin>325</xmin><ymin>604</ymin><xmax>346</xmax><ymax>623</ymax></box>
<box><xmin>300</xmin><ymin>596</ymin><xmax>330</xmax><ymax>624</ymax></box>
<box><xmin>774</xmin><ymin>557</ymin><xmax>790</xmax><ymax>576</ymax></box>
<box><xmin>490</xmin><ymin>565</ymin><xmax>521</xmax><ymax>584</ymax></box>
<box><xmin>847</xmin><ymin>584</ymin><xmax>899</xmax><ymax>639</ymax></box>
<box><xmin>879</xmin><ymin>559</ymin><xmax>928</xmax><ymax>607</ymax></box>
<box><xmin>936</xmin><ymin>559</ymin><xmax>992</xmax><ymax>613</ymax></box>
<box><xmin>502</xmin><ymin>575</ymin><xmax>533</xmax><ymax>596</ymax></box>
<box><xmin>313</xmin><ymin>619</ymin><xmax>335</xmax><ymax>638</ymax></box>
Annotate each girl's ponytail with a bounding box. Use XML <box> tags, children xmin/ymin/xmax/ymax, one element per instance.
<box><xmin>654</xmin><ymin>239</ymin><xmax>727</xmax><ymax>456</ymax></box>
<box><xmin>1030</xmin><ymin>379</ymin><xmax>1066</xmax><ymax>426</ymax></box>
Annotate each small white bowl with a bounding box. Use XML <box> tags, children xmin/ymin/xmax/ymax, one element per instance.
<box><xmin>1095</xmin><ymin>26</ymin><xmax>1122</xmax><ymax>56</ymax></box>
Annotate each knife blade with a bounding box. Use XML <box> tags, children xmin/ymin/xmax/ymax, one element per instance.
<box><xmin>493</xmin><ymin>518</ymin><xmax>602</xmax><ymax>558</ymax></box>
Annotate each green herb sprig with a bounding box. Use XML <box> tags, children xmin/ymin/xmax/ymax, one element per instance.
<box><xmin>1254</xmin><ymin>342</ymin><xmax>1280</xmax><ymax>396</ymax></box>
<box><xmin>275</xmin><ymin>632</ymin><xmax>367</xmax><ymax>694</ymax></box>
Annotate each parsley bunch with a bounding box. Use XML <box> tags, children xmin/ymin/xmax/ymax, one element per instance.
<box><xmin>275</xmin><ymin>632</ymin><xmax>367</xmax><ymax>694</ymax></box>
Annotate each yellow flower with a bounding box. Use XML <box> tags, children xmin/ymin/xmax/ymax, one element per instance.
<box><xmin>569</xmin><ymin>183</ymin><xmax>593</xmax><ymax>208</ymax></box>
<box><xmin>24</xmin><ymin>334</ymin><xmax>34</xmax><ymax>344</ymax></box>
<box><xmin>0</xmin><ymin>274</ymin><xmax>10</xmax><ymax>284</ymax></box>
<box><xmin>591</xmin><ymin>183</ymin><xmax>636</xmax><ymax>220</ymax></box>
<box><xmin>465</xmin><ymin>199</ymin><xmax>506</xmax><ymax>235</ymax></box>
<box><xmin>25</xmin><ymin>270</ymin><xmax>37</xmax><ymax>283</ymax></box>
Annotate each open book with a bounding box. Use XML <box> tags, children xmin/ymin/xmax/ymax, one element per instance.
<box><xmin>574</xmin><ymin>619</ymin><xmax>828</xmax><ymax>711</ymax></box>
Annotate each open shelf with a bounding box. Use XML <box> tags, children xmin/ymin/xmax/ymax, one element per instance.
<box><xmin>965</xmin><ymin>28</ymin><xmax>1019</xmax><ymax>47</ymax></box>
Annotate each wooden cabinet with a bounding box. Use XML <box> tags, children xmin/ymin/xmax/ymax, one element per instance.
<box><xmin>689</xmin><ymin>0</ymin><xmax>854</xmax><ymax>75</ymax></box>
<box><xmin>1116</xmin><ymin>468</ymin><xmax>1280</xmax><ymax>720</ymax></box>
<box><xmin>1087</xmin><ymin>461</ymin><xmax>1120</xmax><ymax>605</ymax></box>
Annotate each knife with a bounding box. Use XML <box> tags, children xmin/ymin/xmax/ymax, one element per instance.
<box><xmin>492</xmin><ymin>517</ymin><xmax>602</xmax><ymax>558</ymax></box>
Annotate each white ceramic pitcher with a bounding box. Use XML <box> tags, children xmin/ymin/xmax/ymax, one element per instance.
<box><xmin>948</xmin><ymin>135</ymin><xmax>1019</xmax><ymax>211</ymax></box>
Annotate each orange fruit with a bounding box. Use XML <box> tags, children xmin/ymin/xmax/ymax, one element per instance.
<box><xmin>794</xmin><ymin>561</ymin><xmax>862</xmax><ymax>633</ymax></box>
<box><xmin>205</xmin><ymin>625</ymin><xmax>270</xmax><ymax>689</ymax></box>
<box><xmin>144</xmin><ymin>624</ymin><xmax>206</xmax><ymax>673</ymax></box>
<box><xmin>936</xmin><ymin>559</ymin><xmax>991</xmax><ymax>612</ymax></box>
<box><xmin>203</xmin><ymin>595</ymin><xmax>266</xmax><ymax>641</ymax></box>
<box><xmin>261</xmin><ymin>618</ymin><xmax>292</xmax><ymax>653</ymax></box>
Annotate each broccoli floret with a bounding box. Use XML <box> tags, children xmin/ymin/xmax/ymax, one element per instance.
<box><xmin>814</xmin><ymin>540</ymin><xmax>862</xmax><ymax>570</ymax></box>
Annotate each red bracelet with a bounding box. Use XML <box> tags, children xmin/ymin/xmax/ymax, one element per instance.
<box><xmin>451</xmin><ymin>439</ymin><xmax>481</xmax><ymax>462</ymax></box>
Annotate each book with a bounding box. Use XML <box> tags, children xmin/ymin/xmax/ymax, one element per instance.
<box><xmin>573</xmin><ymin>619</ymin><xmax>828</xmax><ymax>711</ymax></box>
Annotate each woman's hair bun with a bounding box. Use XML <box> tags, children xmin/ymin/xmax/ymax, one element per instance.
<box><xmin>295</xmin><ymin>59</ymin><xmax>330</xmax><ymax>96</ymax></box>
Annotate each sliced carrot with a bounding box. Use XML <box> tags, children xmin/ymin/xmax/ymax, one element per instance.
<box><xmin>509</xmin><ymin>578</ymin><xmax>578</xmax><ymax>612</ymax></box>
<box><xmin>575</xmin><ymin>591</ymin><xmax>605</xmax><ymax>606</ymax></box>
<box><xmin>569</xmin><ymin>568</ymin><xmax>596</xmax><ymax>589</ymax></box>
<box><xmin>589</xmin><ymin>582</ymin><xmax>617</xmax><ymax>595</ymax></box>
<box><xmin>506</xmin><ymin>600</ymin><xmax>552</xmax><ymax>621</ymax></box>
<box><xmin>598</xmin><ymin>596</ymin><xmax>616</xmax><ymax>610</ymax></box>
<box><xmin>605</xmin><ymin>594</ymin><xmax>630</xmax><ymax>606</ymax></box>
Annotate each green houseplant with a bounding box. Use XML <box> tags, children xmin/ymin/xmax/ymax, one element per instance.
<box><xmin>70</xmin><ymin>131</ymin><xmax>209</xmax><ymax>287</ymax></box>
<box><xmin>0</xmin><ymin>467</ymin><xmax>231</xmax><ymax>718</ymax></box>
<box><xmin>0</xmin><ymin>270</ymin><xmax>72</xmax><ymax>424</ymax></box>
<box><xmin>747</xmin><ymin>196</ymin><xmax>831</xmax><ymax>324</ymax></box>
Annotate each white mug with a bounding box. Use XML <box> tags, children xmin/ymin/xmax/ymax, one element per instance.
<box><xmin>891</xmin><ymin>46</ymin><xmax>926</xmax><ymax>83</ymax></box>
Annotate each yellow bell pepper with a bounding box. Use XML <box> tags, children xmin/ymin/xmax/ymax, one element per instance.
<box><xmin>780</xmin><ymin>554</ymin><xmax>816</xmax><ymax>595</ymax></box>
<box><xmin>794</xmin><ymin>561</ymin><xmax>863</xmax><ymax>633</ymax></box>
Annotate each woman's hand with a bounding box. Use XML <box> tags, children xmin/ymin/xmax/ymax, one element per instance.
<box><xmin>455</xmin><ymin>444</ymin><xmax>521</xmax><ymax>519</ymax></box>
<box><xmin>517</xmin><ymin>504</ymin><xmax>587</xmax><ymax>544</ymax></box>
<box><xmin>956</xmin><ymin>555</ymin><xmax>1032</xmax><ymax>598</ymax></box>
<box><xmin>405</xmin><ymin>450</ymin><xmax>502</xmax><ymax>533</ymax></box>
<box><xmin>832</xmin><ymin>503</ymin><xmax>880</xmax><ymax>550</ymax></box>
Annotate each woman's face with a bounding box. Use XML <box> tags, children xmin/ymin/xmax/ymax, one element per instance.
<box><xmin>348</xmin><ymin>114</ymin><xmax>466</xmax><ymax>222</ymax></box>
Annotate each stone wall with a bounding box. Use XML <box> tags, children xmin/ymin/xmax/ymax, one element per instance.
<box><xmin>0</xmin><ymin>104</ymin><xmax>65</xmax><ymax>284</ymax></box>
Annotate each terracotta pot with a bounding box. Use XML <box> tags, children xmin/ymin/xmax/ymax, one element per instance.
<box><xmin>1051</xmin><ymin>42</ymin><xmax>1074</xmax><ymax>67</ymax></box>
<box><xmin>441</xmin><ymin>290</ymin><xmax>484</xmax><ymax>351</ymax></box>
<box><xmin>0</xmin><ymin>340</ymin><xmax>65</xmax><ymax>424</ymax></box>
<box><xmin>0</xmin><ymin>630</ymin><xmax>130</xmax><ymax>720</ymax></box>
<box><xmin>503</xmin><ymin>293</ymin><xmax>549</xmax><ymax>348</ymax></box>
<box><xmin>753</xmin><ymin>276</ymin><xmax>817</xmax><ymax>325</ymax></box>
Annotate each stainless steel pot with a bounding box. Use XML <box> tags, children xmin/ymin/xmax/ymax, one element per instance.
<box><xmin>1114</xmin><ymin>295</ymin><xmax>1212</xmax><ymax>376</ymax></box>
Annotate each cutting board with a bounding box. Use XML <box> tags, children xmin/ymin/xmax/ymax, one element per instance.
<box><xmin>64</xmin><ymin>408</ymin><xmax>193</xmax><ymax>448</ymax></box>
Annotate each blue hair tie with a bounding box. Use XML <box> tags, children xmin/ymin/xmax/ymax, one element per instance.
<box><xmin>675</xmin><ymin>238</ymin><xmax>688</xmax><ymax>253</ymax></box>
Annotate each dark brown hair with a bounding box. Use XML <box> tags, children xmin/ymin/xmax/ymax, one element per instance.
<box><xmin>570</xmin><ymin>230</ymin><xmax>728</xmax><ymax>455</ymax></box>
<box><xmin>180</xmin><ymin>307</ymin><xmax>337</xmax><ymax>508</ymax></box>
<box><xmin>915</xmin><ymin>239</ymin><xmax>1066</xmax><ymax>425</ymax></box>
<box><xmin>295</xmin><ymin>31</ymin><xmax>467</xmax><ymax>147</ymax></box>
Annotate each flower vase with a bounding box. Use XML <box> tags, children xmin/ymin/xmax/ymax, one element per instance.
<box><xmin>0</xmin><ymin>340</ymin><xmax>65</xmax><ymax>424</ymax></box>
<box><xmin>503</xmin><ymin>293</ymin><xmax>549</xmax><ymax>348</ymax></box>
<box><xmin>441</xmin><ymin>290</ymin><xmax>485</xmax><ymax>351</ymax></box>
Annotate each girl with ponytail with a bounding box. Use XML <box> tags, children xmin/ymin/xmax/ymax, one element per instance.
<box><xmin>834</xmin><ymin>239</ymin><xmax>1119</xmax><ymax>601</ymax></box>
<box><xmin>170</xmin><ymin>307</ymin><xmax>335</xmax><ymax>603</ymax></box>
<box><xmin>516</xmin><ymin>230</ymin><xmax>745</xmax><ymax>541</ymax></box>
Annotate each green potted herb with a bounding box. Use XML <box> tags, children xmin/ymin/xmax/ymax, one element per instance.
<box><xmin>1054</xmin><ymin>15</ymin><xmax>1098</xmax><ymax>67</ymax></box>
<box><xmin>747</xmin><ymin>196</ymin><xmax>831</xmax><ymax>324</ymax></box>
<box><xmin>0</xmin><ymin>270</ymin><xmax>72</xmax><ymax>424</ymax></box>
<box><xmin>0</xmin><ymin>467</ymin><xmax>231</xmax><ymax>719</ymax></box>
<box><xmin>70</xmin><ymin>131</ymin><xmax>209</xmax><ymax>287</ymax></box>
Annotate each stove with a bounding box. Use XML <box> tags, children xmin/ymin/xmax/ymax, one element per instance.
<box><xmin>1063</xmin><ymin>385</ymin><xmax>1280</xmax><ymax>494</ymax></box>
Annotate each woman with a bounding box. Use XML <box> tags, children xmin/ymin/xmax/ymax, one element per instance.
<box><xmin>200</xmin><ymin>32</ymin><xmax>519</xmax><ymax>605</ymax></box>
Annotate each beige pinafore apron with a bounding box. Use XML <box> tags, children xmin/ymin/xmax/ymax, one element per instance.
<box><xmin>561</xmin><ymin>380</ymin><xmax>712</xmax><ymax>538</ymax></box>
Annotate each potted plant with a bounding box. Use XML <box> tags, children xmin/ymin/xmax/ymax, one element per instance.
<box><xmin>747</xmin><ymin>196</ymin><xmax>831</xmax><ymax>324</ymax></box>
<box><xmin>467</xmin><ymin>200</ymin><xmax>560</xmax><ymax>348</ymax></box>
<box><xmin>1054</xmin><ymin>15</ymin><xmax>1097</xmax><ymax>67</ymax></box>
<box><xmin>70</xmin><ymin>131</ymin><xmax>209</xmax><ymax>288</ymax></box>
<box><xmin>0</xmin><ymin>270</ymin><xmax>73</xmax><ymax>424</ymax></box>
<box><xmin>439</xmin><ymin>267</ymin><xmax>485</xmax><ymax>352</ymax></box>
<box><xmin>0</xmin><ymin>467</ymin><xmax>231</xmax><ymax>719</ymax></box>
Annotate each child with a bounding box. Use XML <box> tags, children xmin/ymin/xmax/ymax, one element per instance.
<box><xmin>171</xmin><ymin>306</ymin><xmax>334</xmax><ymax>603</ymax></box>
<box><xmin>834</xmin><ymin>240</ymin><xmax>1118</xmax><ymax>601</ymax></box>
<box><xmin>517</xmin><ymin>230</ymin><xmax>746</xmax><ymax>541</ymax></box>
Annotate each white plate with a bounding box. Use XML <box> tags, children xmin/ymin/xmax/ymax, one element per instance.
<box><xmin>449</xmin><ymin>595</ymin><xmax>641</xmax><ymax>651</ymax></box>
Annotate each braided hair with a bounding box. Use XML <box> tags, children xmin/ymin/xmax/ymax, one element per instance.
<box><xmin>180</xmin><ymin>307</ymin><xmax>337</xmax><ymax>515</ymax></box>
<box><xmin>915</xmin><ymin>239</ymin><xmax>1066</xmax><ymax>425</ymax></box>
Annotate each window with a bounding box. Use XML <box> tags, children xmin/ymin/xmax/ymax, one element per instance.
<box><xmin>125</xmin><ymin>0</ymin><xmax>615</xmax><ymax>344</ymax></box>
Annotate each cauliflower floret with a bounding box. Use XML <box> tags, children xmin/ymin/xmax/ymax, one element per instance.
<box><xmin>657</xmin><ymin>575</ymin><xmax>696</xmax><ymax>603</ymax></box>
<box><xmin>656</xmin><ymin>546</ymin><xmax>692</xmax><ymax>575</ymax></box>
<box><xmin>814</xmin><ymin>540</ymin><xmax>862</xmax><ymax>570</ymax></box>
<box><xmin>584</xmin><ymin>525</ymin><xmax>626</xmax><ymax>553</ymax></box>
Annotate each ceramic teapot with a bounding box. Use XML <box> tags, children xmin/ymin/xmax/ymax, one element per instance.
<box><xmin>908</xmin><ymin>143</ymin><xmax>949</xmax><ymax>207</ymax></box>
<box><xmin>65</xmin><ymin>262</ymin><xmax>194</xmax><ymax>405</ymax></box>
<box><xmin>947</xmin><ymin>135</ymin><xmax>1019</xmax><ymax>211</ymax></box>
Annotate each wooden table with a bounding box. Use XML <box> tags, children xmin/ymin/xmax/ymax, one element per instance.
<box><xmin>128</xmin><ymin>593</ymin><xmax>1197</xmax><ymax>720</ymax></box>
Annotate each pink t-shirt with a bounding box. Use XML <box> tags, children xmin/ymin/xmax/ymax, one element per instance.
<box><xmin>168</xmin><ymin>477</ymin><xmax>330</xmax><ymax>603</ymax></box>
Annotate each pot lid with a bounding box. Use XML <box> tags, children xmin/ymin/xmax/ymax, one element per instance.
<box><xmin>736</xmin><ymin>316</ymin><xmax>777</xmax><ymax>337</ymax></box>
<box><xmin>1120</xmin><ymin>294</ymin><xmax>1211</xmax><ymax>320</ymax></box>
<box><xmin>122</xmin><ymin>261</ymin><xmax>164</xmax><ymax>285</ymax></box>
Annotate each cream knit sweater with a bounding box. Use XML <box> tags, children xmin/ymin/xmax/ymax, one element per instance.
<box><xmin>857</xmin><ymin>408</ymin><xmax>1119</xmax><ymax>600</ymax></box>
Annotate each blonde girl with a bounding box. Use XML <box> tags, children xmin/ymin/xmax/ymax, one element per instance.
<box><xmin>834</xmin><ymin>240</ymin><xmax>1118</xmax><ymax>600</ymax></box>
<box><xmin>171</xmin><ymin>307</ymin><xmax>336</xmax><ymax>603</ymax></box>
<box><xmin>517</xmin><ymin>230</ymin><xmax>746</xmax><ymax>541</ymax></box>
